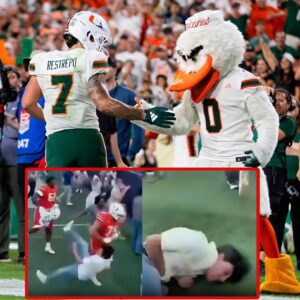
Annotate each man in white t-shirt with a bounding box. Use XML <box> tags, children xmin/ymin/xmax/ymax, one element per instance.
<box><xmin>116</xmin><ymin>35</ymin><xmax>147</xmax><ymax>87</ymax></box>
<box><xmin>142</xmin><ymin>227</ymin><xmax>250</xmax><ymax>296</ymax></box>
<box><xmin>36</xmin><ymin>223</ymin><xmax>113</xmax><ymax>286</ymax></box>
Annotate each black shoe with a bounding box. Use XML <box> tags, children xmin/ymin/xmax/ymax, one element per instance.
<box><xmin>0</xmin><ymin>252</ymin><xmax>11</xmax><ymax>263</ymax></box>
<box><xmin>260</xmin><ymin>260</ymin><xmax>265</xmax><ymax>276</ymax></box>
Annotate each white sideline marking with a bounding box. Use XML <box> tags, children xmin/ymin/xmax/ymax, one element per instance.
<box><xmin>0</xmin><ymin>279</ymin><xmax>24</xmax><ymax>297</ymax></box>
<box><xmin>53</xmin><ymin>223</ymin><xmax>87</xmax><ymax>227</ymax></box>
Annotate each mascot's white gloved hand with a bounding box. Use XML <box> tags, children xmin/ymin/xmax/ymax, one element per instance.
<box><xmin>132</xmin><ymin>92</ymin><xmax>198</xmax><ymax>136</ymax></box>
<box><xmin>134</xmin><ymin>97</ymin><xmax>175</xmax><ymax>128</ymax></box>
<box><xmin>50</xmin><ymin>204</ymin><xmax>61</xmax><ymax>220</ymax></box>
<box><xmin>245</xmin><ymin>89</ymin><xmax>279</xmax><ymax>167</ymax></box>
<box><xmin>135</xmin><ymin>97</ymin><xmax>155</xmax><ymax>110</ymax></box>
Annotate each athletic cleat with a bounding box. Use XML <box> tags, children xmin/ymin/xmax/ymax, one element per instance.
<box><xmin>36</xmin><ymin>270</ymin><xmax>47</xmax><ymax>284</ymax></box>
<box><xmin>63</xmin><ymin>220</ymin><xmax>74</xmax><ymax>232</ymax></box>
<box><xmin>226</xmin><ymin>181</ymin><xmax>238</xmax><ymax>190</ymax></box>
<box><xmin>66</xmin><ymin>201</ymin><xmax>74</xmax><ymax>206</ymax></box>
<box><xmin>45</xmin><ymin>245</ymin><xmax>55</xmax><ymax>254</ymax></box>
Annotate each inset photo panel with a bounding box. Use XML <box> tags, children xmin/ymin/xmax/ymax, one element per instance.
<box><xmin>26</xmin><ymin>170</ymin><xmax>142</xmax><ymax>297</ymax></box>
<box><xmin>142</xmin><ymin>169</ymin><xmax>258</xmax><ymax>298</ymax></box>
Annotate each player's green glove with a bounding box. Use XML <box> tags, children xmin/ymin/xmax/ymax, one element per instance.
<box><xmin>243</xmin><ymin>150</ymin><xmax>260</xmax><ymax>167</ymax></box>
<box><xmin>143</xmin><ymin>107</ymin><xmax>176</xmax><ymax>128</ymax></box>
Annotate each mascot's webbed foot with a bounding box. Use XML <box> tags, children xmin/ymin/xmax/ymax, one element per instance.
<box><xmin>261</xmin><ymin>254</ymin><xmax>300</xmax><ymax>294</ymax></box>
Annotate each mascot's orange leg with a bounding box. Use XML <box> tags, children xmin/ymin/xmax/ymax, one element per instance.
<box><xmin>260</xmin><ymin>216</ymin><xmax>279</xmax><ymax>258</ymax></box>
<box><xmin>260</xmin><ymin>216</ymin><xmax>300</xmax><ymax>294</ymax></box>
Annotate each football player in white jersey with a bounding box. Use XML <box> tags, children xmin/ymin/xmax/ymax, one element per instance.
<box><xmin>21</xmin><ymin>11</ymin><xmax>175</xmax><ymax>167</ymax></box>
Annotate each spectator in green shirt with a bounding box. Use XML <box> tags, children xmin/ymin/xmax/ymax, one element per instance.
<box><xmin>264</xmin><ymin>88</ymin><xmax>297</xmax><ymax>251</ymax></box>
<box><xmin>281</xmin><ymin>0</ymin><xmax>300</xmax><ymax>50</ymax></box>
<box><xmin>227</xmin><ymin>2</ymin><xmax>249</xmax><ymax>38</ymax></box>
<box><xmin>283</xmin><ymin>97</ymin><xmax>300</xmax><ymax>270</ymax></box>
<box><xmin>270</xmin><ymin>31</ymin><xmax>300</xmax><ymax>61</ymax></box>
<box><xmin>249</xmin><ymin>20</ymin><xmax>270</xmax><ymax>52</ymax></box>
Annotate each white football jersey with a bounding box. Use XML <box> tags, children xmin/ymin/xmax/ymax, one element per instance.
<box><xmin>195</xmin><ymin>67</ymin><xmax>262</xmax><ymax>160</ymax></box>
<box><xmin>172</xmin><ymin>133</ymin><xmax>199</xmax><ymax>167</ymax></box>
<box><xmin>29</xmin><ymin>48</ymin><xmax>109</xmax><ymax>136</ymax></box>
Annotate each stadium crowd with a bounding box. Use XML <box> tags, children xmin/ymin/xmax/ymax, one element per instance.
<box><xmin>0</xmin><ymin>0</ymin><xmax>300</xmax><ymax>274</ymax></box>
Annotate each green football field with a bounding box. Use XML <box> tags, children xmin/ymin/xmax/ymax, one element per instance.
<box><xmin>0</xmin><ymin>249</ymin><xmax>25</xmax><ymax>299</ymax></box>
<box><xmin>143</xmin><ymin>170</ymin><xmax>257</xmax><ymax>297</ymax></box>
<box><xmin>27</xmin><ymin>189</ymin><xmax>141</xmax><ymax>297</ymax></box>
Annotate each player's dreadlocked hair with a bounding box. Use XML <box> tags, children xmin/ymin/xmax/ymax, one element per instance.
<box><xmin>217</xmin><ymin>244</ymin><xmax>250</xmax><ymax>283</ymax></box>
<box><xmin>46</xmin><ymin>176</ymin><xmax>55</xmax><ymax>184</ymax></box>
<box><xmin>63</xmin><ymin>33</ymin><xmax>79</xmax><ymax>48</ymax></box>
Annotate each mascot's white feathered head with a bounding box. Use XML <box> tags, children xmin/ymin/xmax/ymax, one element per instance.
<box><xmin>170</xmin><ymin>10</ymin><xmax>245</xmax><ymax>103</ymax></box>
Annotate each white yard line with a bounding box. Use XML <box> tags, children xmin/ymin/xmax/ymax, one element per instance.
<box><xmin>53</xmin><ymin>223</ymin><xmax>88</xmax><ymax>227</ymax></box>
<box><xmin>0</xmin><ymin>279</ymin><xmax>24</xmax><ymax>297</ymax></box>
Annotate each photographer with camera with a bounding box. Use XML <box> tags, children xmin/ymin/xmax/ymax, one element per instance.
<box><xmin>282</xmin><ymin>97</ymin><xmax>300</xmax><ymax>270</ymax></box>
<box><xmin>263</xmin><ymin>88</ymin><xmax>297</xmax><ymax>253</ymax></box>
<box><xmin>17</xmin><ymin>51</ymin><xmax>46</xmax><ymax>212</ymax></box>
<box><xmin>0</xmin><ymin>63</ymin><xmax>24</xmax><ymax>263</ymax></box>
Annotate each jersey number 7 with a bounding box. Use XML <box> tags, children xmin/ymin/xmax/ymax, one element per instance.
<box><xmin>51</xmin><ymin>75</ymin><xmax>73</xmax><ymax>114</ymax></box>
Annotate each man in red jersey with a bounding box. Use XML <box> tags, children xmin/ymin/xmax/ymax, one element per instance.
<box><xmin>29</xmin><ymin>176</ymin><xmax>59</xmax><ymax>254</ymax></box>
<box><xmin>89</xmin><ymin>202</ymin><xmax>126</xmax><ymax>255</ymax></box>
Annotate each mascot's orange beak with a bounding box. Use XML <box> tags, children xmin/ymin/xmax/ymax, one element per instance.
<box><xmin>169</xmin><ymin>55</ymin><xmax>220</xmax><ymax>103</ymax></box>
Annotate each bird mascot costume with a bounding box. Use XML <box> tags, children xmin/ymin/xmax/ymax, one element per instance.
<box><xmin>134</xmin><ymin>10</ymin><xmax>300</xmax><ymax>294</ymax></box>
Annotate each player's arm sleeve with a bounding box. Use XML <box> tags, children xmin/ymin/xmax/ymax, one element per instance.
<box><xmin>245</xmin><ymin>88</ymin><xmax>279</xmax><ymax>167</ymax></box>
<box><xmin>28</xmin><ymin>54</ymin><xmax>41</xmax><ymax>76</ymax></box>
<box><xmin>132</xmin><ymin>90</ymin><xmax>199</xmax><ymax>135</ymax></box>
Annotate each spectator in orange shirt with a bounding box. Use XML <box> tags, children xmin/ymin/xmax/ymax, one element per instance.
<box><xmin>83</xmin><ymin>0</ymin><xmax>107</xmax><ymax>9</ymax></box>
<box><xmin>143</xmin><ymin>24</ymin><xmax>164</xmax><ymax>54</ymax></box>
<box><xmin>247</xmin><ymin>0</ymin><xmax>286</xmax><ymax>40</ymax></box>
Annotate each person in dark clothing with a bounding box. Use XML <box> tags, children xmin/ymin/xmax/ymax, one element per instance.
<box><xmin>100</xmin><ymin>57</ymin><xmax>144</xmax><ymax>167</ymax></box>
<box><xmin>97</xmin><ymin>111</ymin><xmax>127</xmax><ymax>167</ymax></box>
<box><xmin>282</xmin><ymin>97</ymin><xmax>300</xmax><ymax>270</ymax></box>
<box><xmin>264</xmin><ymin>88</ymin><xmax>296</xmax><ymax>250</ymax></box>
<box><xmin>0</xmin><ymin>68</ymin><xmax>24</xmax><ymax>264</ymax></box>
<box><xmin>239</xmin><ymin>44</ymin><xmax>255</xmax><ymax>73</ymax></box>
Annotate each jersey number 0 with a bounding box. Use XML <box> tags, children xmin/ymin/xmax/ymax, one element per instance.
<box><xmin>51</xmin><ymin>75</ymin><xmax>73</xmax><ymax>114</ymax></box>
<box><xmin>203</xmin><ymin>98</ymin><xmax>222</xmax><ymax>133</ymax></box>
